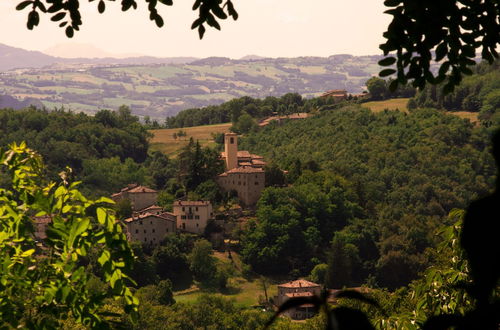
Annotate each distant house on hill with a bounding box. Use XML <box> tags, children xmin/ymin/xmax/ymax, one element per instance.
<box><xmin>217</xmin><ymin>133</ymin><xmax>266</xmax><ymax>207</ymax></box>
<box><xmin>276</xmin><ymin>279</ymin><xmax>321</xmax><ymax>320</ymax></box>
<box><xmin>258</xmin><ymin>113</ymin><xmax>309</xmax><ymax>127</ymax></box>
<box><xmin>172</xmin><ymin>200</ymin><xmax>213</xmax><ymax>234</ymax></box>
<box><xmin>111</xmin><ymin>184</ymin><xmax>158</xmax><ymax>211</ymax></box>
<box><xmin>320</xmin><ymin>89</ymin><xmax>348</xmax><ymax>101</ymax></box>
<box><xmin>124</xmin><ymin>212</ymin><xmax>176</xmax><ymax>245</ymax></box>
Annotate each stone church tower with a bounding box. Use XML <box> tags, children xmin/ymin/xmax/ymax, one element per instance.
<box><xmin>224</xmin><ymin>132</ymin><xmax>238</xmax><ymax>170</ymax></box>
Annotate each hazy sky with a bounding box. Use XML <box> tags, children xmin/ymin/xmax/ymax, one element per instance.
<box><xmin>0</xmin><ymin>0</ymin><xmax>391</xmax><ymax>58</ymax></box>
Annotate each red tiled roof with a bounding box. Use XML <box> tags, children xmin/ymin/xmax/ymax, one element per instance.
<box><xmin>237</xmin><ymin>150</ymin><xmax>252</xmax><ymax>158</ymax></box>
<box><xmin>113</xmin><ymin>184</ymin><xmax>157</xmax><ymax>196</ymax></box>
<box><xmin>138</xmin><ymin>205</ymin><xmax>163</xmax><ymax>212</ymax></box>
<box><xmin>225</xmin><ymin>166</ymin><xmax>264</xmax><ymax>174</ymax></box>
<box><xmin>124</xmin><ymin>213</ymin><xmax>175</xmax><ymax>223</ymax></box>
<box><xmin>173</xmin><ymin>200</ymin><xmax>211</xmax><ymax>206</ymax></box>
<box><xmin>278</xmin><ymin>279</ymin><xmax>320</xmax><ymax>288</ymax></box>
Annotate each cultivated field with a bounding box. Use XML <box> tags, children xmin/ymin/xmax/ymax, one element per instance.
<box><xmin>363</xmin><ymin>98</ymin><xmax>479</xmax><ymax>124</ymax></box>
<box><xmin>362</xmin><ymin>98</ymin><xmax>410</xmax><ymax>113</ymax></box>
<box><xmin>149</xmin><ymin>122</ymin><xmax>232</xmax><ymax>157</ymax></box>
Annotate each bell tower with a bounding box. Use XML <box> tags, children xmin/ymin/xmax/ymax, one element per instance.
<box><xmin>224</xmin><ymin>133</ymin><xmax>238</xmax><ymax>170</ymax></box>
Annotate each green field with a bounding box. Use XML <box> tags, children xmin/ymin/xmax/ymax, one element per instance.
<box><xmin>362</xmin><ymin>98</ymin><xmax>479</xmax><ymax>124</ymax></box>
<box><xmin>362</xmin><ymin>98</ymin><xmax>410</xmax><ymax>113</ymax></box>
<box><xmin>173</xmin><ymin>252</ymin><xmax>277</xmax><ymax>307</ymax></box>
<box><xmin>149</xmin><ymin>122</ymin><xmax>232</xmax><ymax>157</ymax></box>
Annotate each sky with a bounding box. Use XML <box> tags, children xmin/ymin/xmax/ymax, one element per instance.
<box><xmin>0</xmin><ymin>0</ymin><xmax>392</xmax><ymax>58</ymax></box>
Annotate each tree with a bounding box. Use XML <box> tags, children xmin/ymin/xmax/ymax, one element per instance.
<box><xmin>0</xmin><ymin>142</ymin><xmax>138</xmax><ymax>328</ymax></box>
<box><xmin>17</xmin><ymin>0</ymin><xmax>238</xmax><ymax>39</ymax></box>
<box><xmin>366</xmin><ymin>77</ymin><xmax>388</xmax><ymax>100</ymax></box>
<box><xmin>189</xmin><ymin>239</ymin><xmax>217</xmax><ymax>283</ymax></box>
<box><xmin>379</xmin><ymin>0</ymin><xmax>499</xmax><ymax>93</ymax></box>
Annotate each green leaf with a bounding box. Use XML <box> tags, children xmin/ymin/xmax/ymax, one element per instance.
<box><xmin>21</xmin><ymin>249</ymin><xmax>35</xmax><ymax>257</ymax></box>
<box><xmin>435</xmin><ymin>43</ymin><xmax>448</xmax><ymax>62</ymax></box>
<box><xmin>51</xmin><ymin>12</ymin><xmax>66</xmax><ymax>21</ymax></box>
<box><xmin>96</xmin><ymin>207</ymin><xmax>107</xmax><ymax>225</ymax></box>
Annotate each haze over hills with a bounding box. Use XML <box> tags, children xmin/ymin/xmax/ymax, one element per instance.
<box><xmin>0</xmin><ymin>43</ymin><xmax>383</xmax><ymax>119</ymax></box>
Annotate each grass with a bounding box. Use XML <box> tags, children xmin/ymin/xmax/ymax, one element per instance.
<box><xmin>452</xmin><ymin>111</ymin><xmax>479</xmax><ymax>124</ymax></box>
<box><xmin>173</xmin><ymin>251</ymin><xmax>277</xmax><ymax>307</ymax></box>
<box><xmin>362</xmin><ymin>98</ymin><xmax>410</xmax><ymax>113</ymax></box>
<box><xmin>363</xmin><ymin>98</ymin><xmax>479</xmax><ymax>124</ymax></box>
<box><xmin>149</xmin><ymin>122</ymin><xmax>232</xmax><ymax>157</ymax></box>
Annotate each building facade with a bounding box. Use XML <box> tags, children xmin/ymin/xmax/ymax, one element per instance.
<box><xmin>111</xmin><ymin>184</ymin><xmax>158</xmax><ymax>211</ymax></box>
<box><xmin>172</xmin><ymin>200</ymin><xmax>213</xmax><ymax>235</ymax></box>
<box><xmin>217</xmin><ymin>133</ymin><xmax>266</xmax><ymax>207</ymax></box>
<box><xmin>124</xmin><ymin>212</ymin><xmax>176</xmax><ymax>245</ymax></box>
<box><xmin>276</xmin><ymin>279</ymin><xmax>321</xmax><ymax>320</ymax></box>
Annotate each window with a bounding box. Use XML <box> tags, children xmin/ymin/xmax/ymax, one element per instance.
<box><xmin>182</xmin><ymin>207</ymin><xmax>185</xmax><ymax>211</ymax></box>
<box><xmin>152</xmin><ymin>229</ymin><xmax>155</xmax><ymax>233</ymax></box>
<box><xmin>144</xmin><ymin>230</ymin><xmax>147</xmax><ymax>233</ymax></box>
<box><xmin>144</xmin><ymin>238</ymin><xmax>147</xmax><ymax>242</ymax></box>
<box><xmin>255</xmin><ymin>182</ymin><xmax>259</xmax><ymax>185</ymax></box>
<box><xmin>139</xmin><ymin>221</ymin><xmax>143</xmax><ymax>225</ymax></box>
<box><xmin>188</xmin><ymin>215</ymin><xmax>193</xmax><ymax>220</ymax></box>
<box><xmin>195</xmin><ymin>206</ymin><xmax>198</xmax><ymax>211</ymax></box>
<box><xmin>150</xmin><ymin>221</ymin><xmax>152</xmax><ymax>224</ymax></box>
<box><xmin>195</xmin><ymin>215</ymin><xmax>200</xmax><ymax>220</ymax></box>
<box><xmin>196</xmin><ymin>223</ymin><xmax>199</xmax><ymax>227</ymax></box>
<box><xmin>166</xmin><ymin>229</ymin><xmax>169</xmax><ymax>232</ymax></box>
<box><xmin>135</xmin><ymin>229</ymin><xmax>138</xmax><ymax>234</ymax></box>
<box><xmin>230</xmin><ymin>137</ymin><xmax>234</xmax><ymax>144</ymax></box>
<box><xmin>181</xmin><ymin>215</ymin><xmax>186</xmax><ymax>220</ymax></box>
<box><xmin>189</xmin><ymin>207</ymin><xmax>192</xmax><ymax>213</ymax></box>
<box><xmin>243</xmin><ymin>182</ymin><xmax>246</xmax><ymax>186</ymax></box>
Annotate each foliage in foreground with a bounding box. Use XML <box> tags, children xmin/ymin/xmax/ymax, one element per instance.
<box><xmin>0</xmin><ymin>143</ymin><xmax>138</xmax><ymax>328</ymax></box>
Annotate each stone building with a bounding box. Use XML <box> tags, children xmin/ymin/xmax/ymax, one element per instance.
<box><xmin>172</xmin><ymin>200</ymin><xmax>213</xmax><ymax>235</ymax></box>
<box><xmin>276</xmin><ymin>279</ymin><xmax>321</xmax><ymax>320</ymax></box>
<box><xmin>320</xmin><ymin>89</ymin><xmax>348</xmax><ymax>101</ymax></box>
<box><xmin>217</xmin><ymin>133</ymin><xmax>266</xmax><ymax>206</ymax></box>
<box><xmin>124</xmin><ymin>212</ymin><xmax>176</xmax><ymax>245</ymax></box>
<box><xmin>111</xmin><ymin>184</ymin><xmax>158</xmax><ymax>211</ymax></box>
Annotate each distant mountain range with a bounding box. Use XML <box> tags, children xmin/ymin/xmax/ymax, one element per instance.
<box><xmin>0</xmin><ymin>43</ymin><xmax>198</xmax><ymax>71</ymax></box>
<box><xmin>0</xmin><ymin>43</ymin><xmax>384</xmax><ymax>119</ymax></box>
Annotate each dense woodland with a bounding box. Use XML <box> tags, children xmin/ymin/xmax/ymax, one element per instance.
<box><xmin>239</xmin><ymin>106</ymin><xmax>496</xmax><ymax>288</ymax></box>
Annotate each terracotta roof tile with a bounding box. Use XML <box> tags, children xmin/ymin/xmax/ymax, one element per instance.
<box><xmin>173</xmin><ymin>200</ymin><xmax>211</xmax><ymax>206</ymax></box>
<box><xmin>225</xmin><ymin>166</ymin><xmax>264</xmax><ymax>174</ymax></box>
<box><xmin>278</xmin><ymin>279</ymin><xmax>320</xmax><ymax>288</ymax></box>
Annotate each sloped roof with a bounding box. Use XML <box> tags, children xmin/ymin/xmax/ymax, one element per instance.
<box><xmin>225</xmin><ymin>166</ymin><xmax>264</xmax><ymax>174</ymax></box>
<box><xmin>278</xmin><ymin>279</ymin><xmax>320</xmax><ymax>288</ymax></box>
<box><xmin>173</xmin><ymin>200</ymin><xmax>211</xmax><ymax>206</ymax></box>
<box><xmin>124</xmin><ymin>213</ymin><xmax>175</xmax><ymax>223</ymax></box>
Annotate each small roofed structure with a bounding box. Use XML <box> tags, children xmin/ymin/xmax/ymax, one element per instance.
<box><xmin>124</xmin><ymin>212</ymin><xmax>176</xmax><ymax>245</ymax></box>
<box><xmin>111</xmin><ymin>184</ymin><xmax>158</xmax><ymax>211</ymax></box>
<box><xmin>276</xmin><ymin>280</ymin><xmax>321</xmax><ymax>320</ymax></box>
<box><xmin>320</xmin><ymin>89</ymin><xmax>348</xmax><ymax>101</ymax></box>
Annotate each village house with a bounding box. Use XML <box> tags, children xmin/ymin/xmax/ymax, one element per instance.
<box><xmin>320</xmin><ymin>89</ymin><xmax>348</xmax><ymax>101</ymax></box>
<box><xmin>276</xmin><ymin>279</ymin><xmax>321</xmax><ymax>320</ymax></box>
<box><xmin>172</xmin><ymin>200</ymin><xmax>213</xmax><ymax>235</ymax></box>
<box><xmin>217</xmin><ymin>133</ymin><xmax>266</xmax><ymax>206</ymax></box>
<box><xmin>111</xmin><ymin>184</ymin><xmax>158</xmax><ymax>211</ymax></box>
<box><xmin>124</xmin><ymin>211</ymin><xmax>177</xmax><ymax>245</ymax></box>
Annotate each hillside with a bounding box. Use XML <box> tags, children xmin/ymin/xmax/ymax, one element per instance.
<box><xmin>238</xmin><ymin>105</ymin><xmax>496</xmax><ymax>287</ymax></box>
<box><xmin>0</xmin><ymin>47</ymin><xmax>383</xmax><ymax>119</ymax></box>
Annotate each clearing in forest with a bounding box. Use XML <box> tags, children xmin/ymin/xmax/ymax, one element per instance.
<box><xmin>149</xmin><ymin>122</ymin><xmax>232</xmax><ymax>157</ymax></box>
